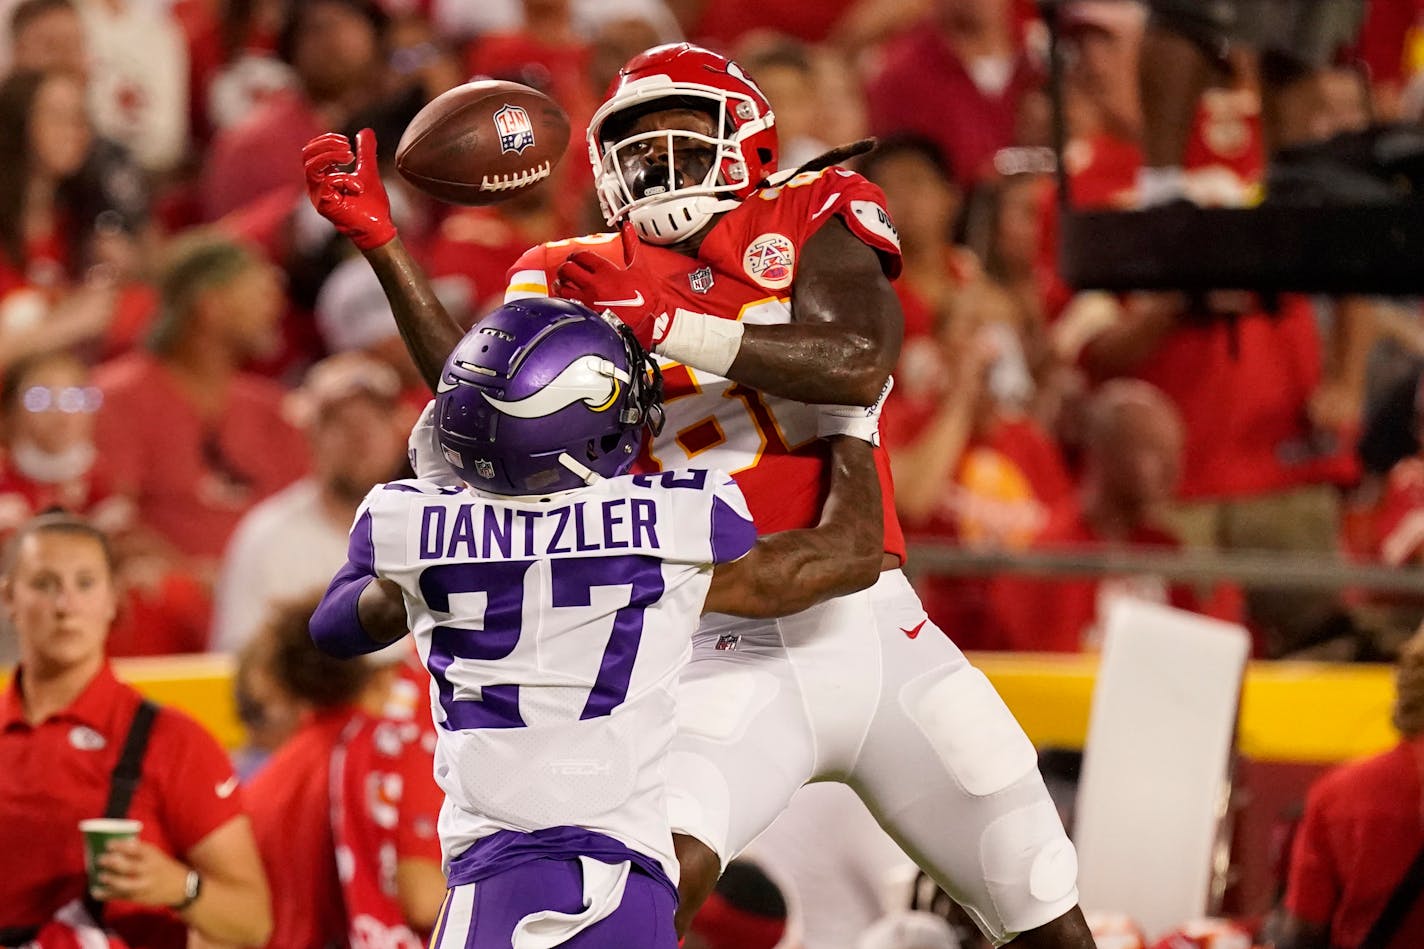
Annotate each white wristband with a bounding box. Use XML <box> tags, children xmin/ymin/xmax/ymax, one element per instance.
<box><xmin>655</xmin><ymin>309</ymin><xmax>745</xmax><ymax>376</ymax></box>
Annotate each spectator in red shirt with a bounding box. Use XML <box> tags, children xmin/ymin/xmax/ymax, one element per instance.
<box><xmin>1279</xmin><ymin>625</ymin><xmax>1424</xmax><ymax>949</ymax></box>
<box><xmin>242</xmin><ymin>595</ymin><xmax>445</xmax><ymax>949</ymax></box>
<box><xmin>0</xmin><ymin>513</ymin><xmax>271</xmax><ymax>948</ymax></box>
<box><xmin>0</xmin><ymin>68</ymin><xmax>127</xmax><ymax>360</ymax></box>
<box><xmin>0</xmin><ymin>351</ymin><xmax>126</xmax><ymax>536</ymax></box>
<box><xmin>198</xmin><ymin>0</ymin><xmax>389</xmax><ymax>222</ymax></box>
<box><xmin>988</xmin><ymin>379</ymin><xmax>1201</xmax><ymax>652</ymax></box>
<box><xmin>92</xmin><ymin>233</ymin><xmax>309</xmax><ymax>572</ymax></box>
<box><xmin>1060</xmin><ymin>289</ymin><xmax>1362</xmax><ymax>657</ymax></box>
<box><xmin>864</xmin><ymin>0</ymin><xmax>1041</xmax><ymax>188</ymax></box>
<box><xmin>210</xmin><ymin>352</ymin><xmax>411</xmax><ymax>655</ymax></box>
<box><xmin>0</xmin><ymin>352</ymin><xmax>214</xmax><ymax>660</ymax></box>
<box><xmin>881</xmin><ymin>278</ymin><xmax>1073</xmax><ymax>649</ymax></box>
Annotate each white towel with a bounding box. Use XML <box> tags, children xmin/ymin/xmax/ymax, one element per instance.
<box><xmin>511</xmin><ymin>857</ymin><xmax>631</xmax><ymax>949</ymax></box>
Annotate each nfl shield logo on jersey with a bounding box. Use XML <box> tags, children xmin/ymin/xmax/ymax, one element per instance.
<box><xmin>688</xmin><ymin>266</ymin><xmax>715</xmax><ymax>294</ymax></box>
<box><xmin>474</xmin><ymin>458</ymin><xmax>496</xmax><ymax>479</ymax></box>
<box><xmin>494</xmin><ymin>104</ymin><xmax>536</xmax><ymax>154</ymax></box>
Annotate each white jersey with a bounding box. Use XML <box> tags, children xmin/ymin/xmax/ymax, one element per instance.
<box><xmin>354</xmin><ymin>469</ymin><xmax>756</xmax><ymax>882</ymax></box>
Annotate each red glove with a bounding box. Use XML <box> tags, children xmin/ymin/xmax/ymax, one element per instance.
<box><xmin>552</xmin><ymin>226</ymin><xmax>673</xmax><ymax>349</ymax></box>
<box><xmin>301</xmin><ymin>128</ymin><xmax>396</xmax><ymax>251</ymax></box>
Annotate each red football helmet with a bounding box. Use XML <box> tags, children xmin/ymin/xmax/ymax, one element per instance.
<box><xmin>587</xmin><ymin>43</ymin><xmax>779</xmax><ymax>245</ymax></box>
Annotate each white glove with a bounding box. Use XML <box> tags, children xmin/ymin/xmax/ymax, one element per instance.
<box><xmin>407</xmin><ymin>400</ymin><xmax>463</xmax><ymax>487</ymax></box>
<box><xmin>817</xmin><ymin>376</ymin><xmax>893</xmax><ymax>447</ymax></box>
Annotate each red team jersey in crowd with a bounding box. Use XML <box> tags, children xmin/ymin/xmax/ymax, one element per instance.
<box><xmin>506</xmin><ymin>167</ymin><xmax>908</xmax><ymax>561</ymax></box>
<box><xmin>247</xmin><ymin>708</ymin><xmax>443</xmax><ymax>949</ymax></box>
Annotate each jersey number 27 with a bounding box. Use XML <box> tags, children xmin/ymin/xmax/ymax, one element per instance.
<box><xmin>421</xmin><ymin>556</ymin><xmax>665</xmax><ymax>730</ymax></box>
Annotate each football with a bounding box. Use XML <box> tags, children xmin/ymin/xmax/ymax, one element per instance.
<box><xmin>395</xmin><ymin>80</ymin><xmax>571</xmax><ymax>206</ymax></box>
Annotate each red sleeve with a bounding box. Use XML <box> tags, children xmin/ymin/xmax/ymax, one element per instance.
<box><xmin>502</xmin><ymin>234</ymin><xmax>624</xmax><ymax>298</ymax></box>
<box><xmin>793</xmin><ymin>169</ymin><xmax>903</xmax><ymax>279</ymax></box>
<box><xmin>395</xmin><ymin>728</ymin><xmax>443</xmax><ymax>864</ymax></box>
<box><xmin>151</xmin><ymin>709</ymin><xmax>245</xmax><ymax>854</ymax></box>
<box><xmin>1284</xmin><ymin>781</ymin><xmax>1342</xmax><ymax>926</ymax></box>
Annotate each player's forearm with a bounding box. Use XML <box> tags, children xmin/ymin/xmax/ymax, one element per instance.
<box><xmin>363</xmin><ymin>237</ymin><xmax>464</xmax><ymax>392</ymax></box>
<box><xmin>707</xmin><ymin>438</ymin><xmax>882</xmax><ymax>617</ymax></box>
<box><xmin>726</xmin><ymin>323</ymin><xmax>892</xmax><ymax>405</ymax></box>
<box><xmin>311</xmin><ymin>567</ymin><xmax>407</xmax><ymax>657</ymax></box>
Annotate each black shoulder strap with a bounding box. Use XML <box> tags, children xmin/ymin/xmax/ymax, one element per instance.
<box><xmin>105</xmin><ymin>699</ymin><xmax>158</xmax><ymax>819</ymax></box>
<box><xmin>1361</xmin><ymin>842</ymin><xmax>1424</xmax><ymax>949</ymax></box>
<box><xmin>82</xmin><ymin>699</ymin><xmax>159</xmax><ymax>927</ymax></box>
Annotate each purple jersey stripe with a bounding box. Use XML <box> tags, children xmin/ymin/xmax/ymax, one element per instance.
<box><xmin>710</xmin><ymin>496</ymin><xmax>757</xmax><ymax>564</ymax></box>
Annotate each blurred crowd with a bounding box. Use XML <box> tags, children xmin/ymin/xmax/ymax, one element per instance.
<box><xmin>0</xmin><ymin>0</ymin><xmax>1422</xmax><ymax>670</ymax></box>
<box><xmin>0</xmin><ymin>0</ymin><xmax>1422</xmax><ymax>947</ymax></box>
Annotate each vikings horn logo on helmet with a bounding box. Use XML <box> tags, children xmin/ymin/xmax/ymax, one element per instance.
<box><xmin>482</xmin><ymin>355</ymin><xmax>630</xmax><ymax>419</ymax></box>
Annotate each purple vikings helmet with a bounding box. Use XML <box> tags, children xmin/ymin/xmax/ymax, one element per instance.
<box><xmin>433</xmin><ymin>297</ymin><xmax>664</xmax><ymax>495</ymax></box>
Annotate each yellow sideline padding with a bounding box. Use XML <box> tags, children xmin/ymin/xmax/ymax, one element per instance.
<box><xmin>971</xmin><ymin>653</ymin><xmax>1399</xmax><ymax>764</ymax></box>
<box><xmin>1</xmin><ymin>652</ymin><xmax>1401</xmax><ymax>763</ymax></box>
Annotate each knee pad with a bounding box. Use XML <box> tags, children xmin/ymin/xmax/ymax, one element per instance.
<box><xmin>981</xmin><ymin>801</ymin><xmax>1080</xmax><ymax>935</ymax></box>
<box><xmin>900</xmin><ymin>665</ymin><xmax>1038</xmax><ymax>797</ymax></box>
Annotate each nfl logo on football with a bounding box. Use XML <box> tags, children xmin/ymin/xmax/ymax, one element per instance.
<box><xmin>688</xmin><ymin>265</ymin><xmax>715</xmax><ymax>294</ymax></box>
<box><xmin>494</xmin><ymin>104</ymin><xmax>536</xmax><ymax>154</ymax></box>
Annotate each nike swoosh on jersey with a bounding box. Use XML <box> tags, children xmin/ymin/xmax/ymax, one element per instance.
<box><xmin>592</xmin><ymin>291</ymin><xmax>644</xmax><ymax>308</ymax></box>
<box><xmin>901</xmin><ymin>619</ymin><xmax>927</xmax><ymax>640</ymax></box>
<box><xmin>215</xmin><ymin>775</ymin><xmax>239</xmax><ymax>799</ymax></box>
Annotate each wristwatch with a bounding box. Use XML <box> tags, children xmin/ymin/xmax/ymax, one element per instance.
<box><xmin>170</xmin><ymin>869</ymin><xmax>202</xmax><ymax>911</ymax></box>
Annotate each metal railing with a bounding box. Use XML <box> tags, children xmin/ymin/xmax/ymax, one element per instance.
<box><xmin>902</xmin><ymin>542</ymin><xmax>1424</xmax><ymax>594</ymax></box>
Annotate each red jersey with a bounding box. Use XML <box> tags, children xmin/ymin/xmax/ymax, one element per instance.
<box><xmin>246</xmin><ymin>712</ymin><xmax>349</xmax><ymax>949</ymax></box>
<box><xmin>504</xmin><ymin>168</ymin><xmax>907</xmax><ymax>560</ymax></box>
<box><xmin>92</xmin><ymin>352</ymin><xmax>310</xmax><ymax>559</ymax></box>
<box><xmin>330</xmin><ymin>714</ymin><xmax>443</xmax><ymax>948</ymax></box>
<box><xmin>1285</xmin><ymin>738</ymin><xmax>1424</xmax><ymax>949</ymax></box>
<box><xmin>247</xmin><ymin>708</ymin><xmax>444</xmax><ymax>949</ymax></box>
<box><xmin>0</xmin><ymin>665</ymin><xmax>244</xmax><ymax>948</ymax></box>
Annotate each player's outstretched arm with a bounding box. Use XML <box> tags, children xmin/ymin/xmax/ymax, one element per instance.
<box><xmin>302</xmin><ymin>129</ymin><xmax>463</xmax><ymax>392</ymax></box>
<box><xmin>364</xmin><ymin>238</ymin><xmax>465</xmax><ymax>392</ymax></box>
<box><xmin>704</xmin><ymin>434</ymin><xmax>883</xmax><ymax>618</ymax></box>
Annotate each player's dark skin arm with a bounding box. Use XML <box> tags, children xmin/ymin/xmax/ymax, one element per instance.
<box><xmin>723</xmin><ymin>218</ymin><xmax>902</xmax><ymax>406</ymax></box>
<box><xmin>363</xmin><ymin>238</ymin><xmax>465</xmax><ymax>392</ymax></box>
<box><xmin>703</xmin><ymin>434</ymin><xmax>882</xmax><ymax>617</ymax></box>
<box><xmin>354</xmin><ymin>577</ymin><xmax>409</xmax><ymax>645</ymax></box>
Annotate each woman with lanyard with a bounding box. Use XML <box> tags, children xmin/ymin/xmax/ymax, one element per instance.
<box><xmin>0</xmin><ymin>512</ymin><xmax>271</xmax><ymax>947</ymax></box>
